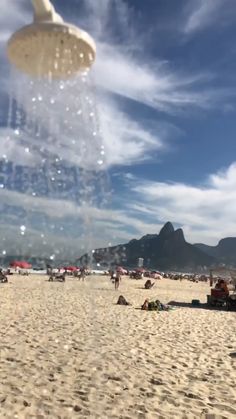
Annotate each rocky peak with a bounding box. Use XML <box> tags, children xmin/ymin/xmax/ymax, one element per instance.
<box><xmin>173</xmin><ymin>228</ymin><xmax>185</xmax><ymax>243</ymax></box>
<box><xmin>159</xmin><ymin>222</ymin><xmax>175</xmax><ymax>238</ymax></box>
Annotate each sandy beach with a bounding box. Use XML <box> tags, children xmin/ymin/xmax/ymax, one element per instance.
<box><xmin>0</xmin><ymin>275</ymin><xmax>235</xmax><ymax>419</ymax></box>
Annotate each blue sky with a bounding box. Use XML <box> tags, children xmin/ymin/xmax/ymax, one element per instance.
<box><xmin>0</xmin><ymin>0</ymin><xmax>236</xmax><ymax>258</ymax></box>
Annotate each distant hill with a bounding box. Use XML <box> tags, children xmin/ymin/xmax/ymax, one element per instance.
<box><xmin>2</xmin><ymin>222</ymin><xmax>236</xmax><ymax>270</ymax></box>
<box><xmin>195</xmin><ymin>237</ymin><xmax>236</xmax><ymax>265</ymax></box>
<box><xmin>79</xmin><ymin>222</ymin><xmax>216</xmax><ymax>270</ymax></box>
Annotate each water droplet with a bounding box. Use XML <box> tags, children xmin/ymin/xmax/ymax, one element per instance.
<box><xmin>20</xmin><ymin>225</ymin><xmax>26</xmax><ymax>232</ymax></box>
<box><xmin>14</xmin><ymin>129</ymin><xmax>20</xmax><ymax>136</ymax></box>
<box><xmin>60</xmin><ymin>82</ymin><xmax>64</xmax><ymax>90</ymax></box>
<box><xmin>0</xmin><ymin>184</ymin><xmax>4</xmax><ymax>189</ymax></box>
<box><xmin>32</xmin><ymin>97</ymin><xmax>36</xmax><ymax>102</ymax></box>
<box><xmin>93</xmin><ymin>132</ymin><xmax>97</xmax><ymax>136</ymax></box>
<box><xmin>2</xmin><ymin>250</ymin><xmax>6</xmax><ymax>255</ymax></box>
<box><xmin>50</xmin><ymin>255</ymin><xmax>55</xmax><ymax>260</ymax></box>
<box><xmin>25</xmin><ymin>147</ymin><xmax>30</xmax><ymax>153</ymax></box>
<box><xmin>97</xmin><ymin>160</ymin><xmax>103</xmax><ymax>165</ymax></box>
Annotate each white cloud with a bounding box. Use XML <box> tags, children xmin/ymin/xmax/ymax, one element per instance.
<box><xmin>1</xmin><ymin>0</ymin><xmax>235</xmax><ymax>173</ymax></box>
<box><xmin>98</xmin><ymin>98</ymin><xmax>163</xmax><ymax>166</ymax></box>
<box><xmin>1</xmin><ymin>159</ymin><xmax>236</xmax><ymax>254</ymax></box>
<box><xmin>0</xmin><ymin>188</ymin><xmax>163</xmax><ymax>256</ymax></box>
<box><xmin>128</xmin><ymin>163</ymin><xmax>236</xmax><ymax>244</ymax></box>
<box><xmin>0</xmin><ymin>0</ymin><xmax>30</xmax><ymax>42</ymax></box>
<box><xmin>184</xmin><ymin>0</ymin><xmax>236</xmax><ymax>34</ymax></box>
<box><xmin>94</xmin><ymin>43</ymin><xmax>225</xmax><ymax>113</ymax></box>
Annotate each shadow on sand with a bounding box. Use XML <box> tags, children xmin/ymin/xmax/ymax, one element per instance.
<box><xmin>168</xmin><ymin>301</ymin><xmax>236</xmax><ymax>312</ymax></box>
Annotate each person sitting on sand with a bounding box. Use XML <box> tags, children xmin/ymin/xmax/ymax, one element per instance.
<box><xmin>117</xmin><ymin>295</ymin><xmax>131</xmax><ymax>306</ymax></box>
<box><xmin>144</xmin><ymin>279</ymin><xmax>155</xmax><ymax>289</ymax></box>
<box><xmin>141</xmin><ymin>299</ymin><xmax>149</xmax><ymax>310</ymax></box>
<box><xmin>215</xmin><ymin>279</ymin><xmax>229</xmax><ymax>295</ymax></box>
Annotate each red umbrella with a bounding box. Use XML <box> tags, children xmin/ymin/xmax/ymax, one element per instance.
<box><xmin>10</xmin><ymin>261</ymin><xmax>32</xmax><ymax>269</ymax></box>
<box><xmin>64</xmin><ymin>266</ymin><xmax>78</xmax><ymax>272</ymax></box>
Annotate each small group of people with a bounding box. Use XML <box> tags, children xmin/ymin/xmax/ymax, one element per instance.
<box><xmin>141</xmin><ymin>298</ymin><xmax>171</xmax><ymax>311</ymax></box>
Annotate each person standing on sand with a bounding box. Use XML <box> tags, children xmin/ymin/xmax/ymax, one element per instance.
<box><xmin>115</xmin><ymin>271</ymin><xmax>121</xmax><ymax>290</ymax></box>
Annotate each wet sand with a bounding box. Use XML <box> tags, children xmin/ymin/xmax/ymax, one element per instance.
<box><xmin>0</xmin><ymin>275</ymin><xmax>235</xmax><ymax>418</ymax></box>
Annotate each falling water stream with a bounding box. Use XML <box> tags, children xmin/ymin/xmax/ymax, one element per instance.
<box><xmin>0</xmin><ymin>1</ymin><xmax>120</xmax><ymax>415</ymax></box>
<box><xmin>0</xmin><ymin>67</ymin><xmax>112</xmax><ymax>417</ymax></box>
<box><xmin>1</xmin><ymin>68</ymin><xmax>109</xmax><ymax>260</ymax></box>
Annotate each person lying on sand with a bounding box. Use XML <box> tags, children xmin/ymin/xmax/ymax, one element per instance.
<box><xmin>141</xmin><ymin>299</ymin><xmax>171</xmax><ymax>311</ymax></box>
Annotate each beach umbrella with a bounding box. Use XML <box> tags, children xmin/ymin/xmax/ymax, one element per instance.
<box><xmin>64</xmin><ymin>266</ymin><xmax>78</xmax><ymax>272</ymax></box>
<box><xmin>10</xmin><ymin>261</ymin><xmax>32</xmax><ymax>269</ymax></box>
<box><xmin>116</xmin><ymin>266</ymin><xmax>126</xmax><ymax>274</ymax></box>
<box><xmin>135</xmin><ymin>267</ymin><xmax>145</xmax><ymax>273</ymax></box>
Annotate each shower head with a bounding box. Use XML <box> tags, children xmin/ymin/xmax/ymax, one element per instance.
<box><xmin>7</xmin><ymin>0</ymin><xmax>96</xmax><ymax>80</ymax></box>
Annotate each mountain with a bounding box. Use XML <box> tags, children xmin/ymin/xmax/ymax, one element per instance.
<box><xmin>79</xmin><ymin>222</ymin><xmax>216</xmax><ymax>271</ymax></box>
<box><xmin>195</xmin><ymin>237</ymin><xmax>236</xmax><ymax>265</ymax></box>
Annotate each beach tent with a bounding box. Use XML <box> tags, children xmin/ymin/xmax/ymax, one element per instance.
<box><xmin>10</xmin><ymin>261</ymin><xmax>32</xmax><ymax>269</ymax></box>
